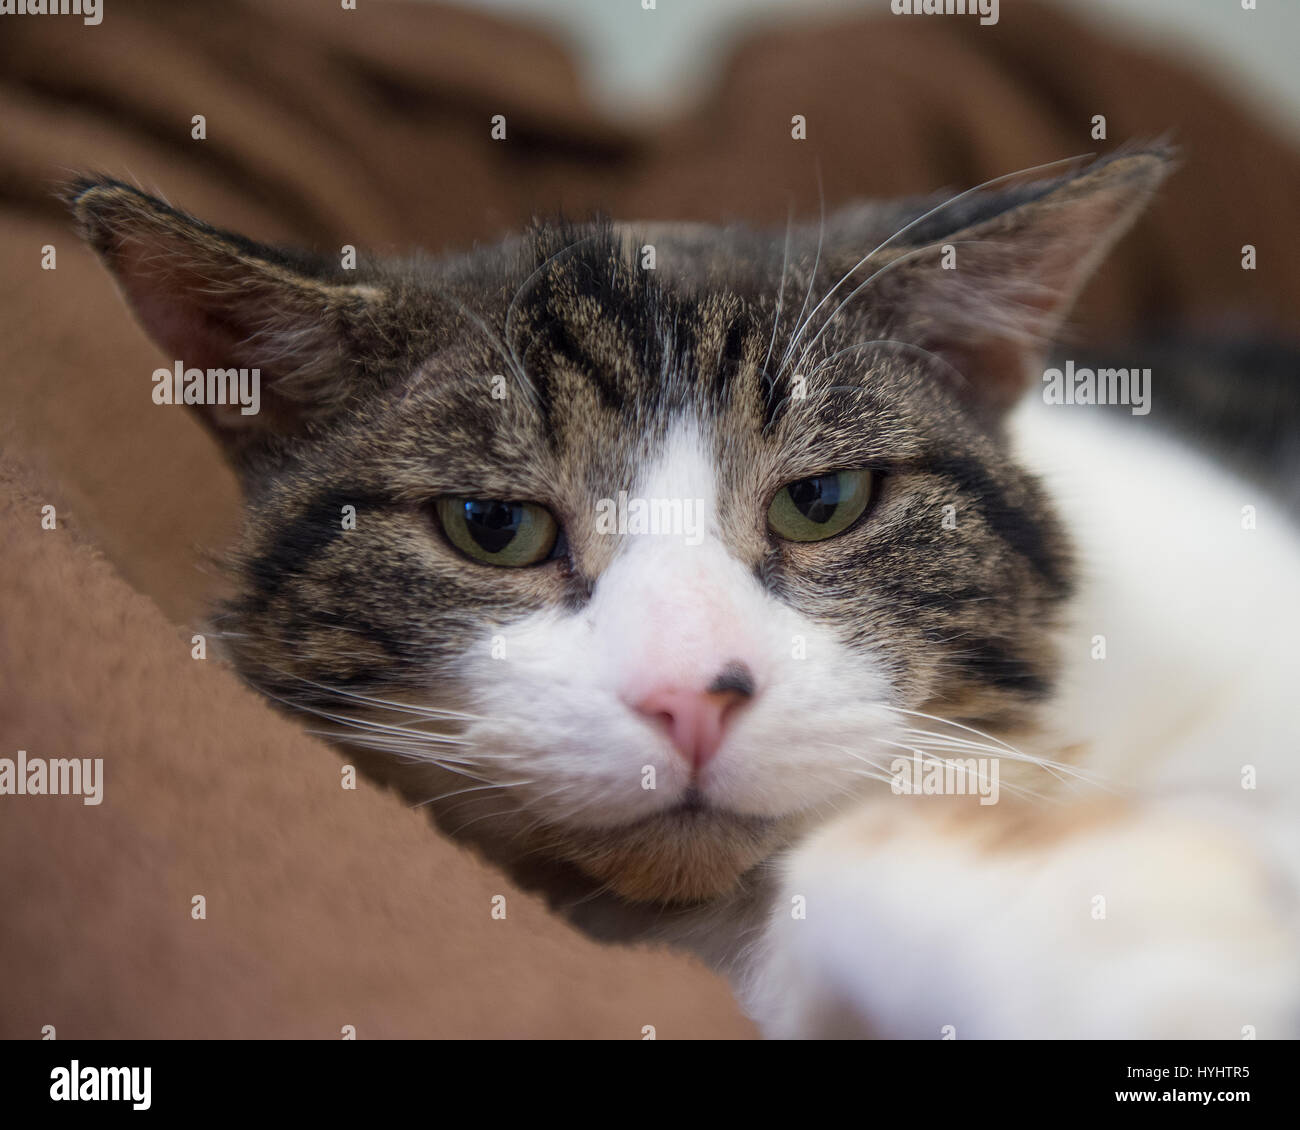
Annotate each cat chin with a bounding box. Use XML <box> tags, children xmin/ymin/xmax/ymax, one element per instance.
<box><xmin>556</xmin><ymin>808</ymin><xmax>790</xmax><ymax>904</ymax></box>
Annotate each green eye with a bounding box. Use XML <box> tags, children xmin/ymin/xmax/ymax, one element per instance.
<box><xmin>435</xmin><ymin>497</ymin><xmax>560</xmax><ymax>567</ymax></box>
<box><xmin>767</xmin><ymin>470</ymin><xmax>875</xmax><ymax>542</ymax></box>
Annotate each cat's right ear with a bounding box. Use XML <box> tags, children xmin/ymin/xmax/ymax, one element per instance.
<box><xmin>68</xmin><ymin>178</ymin><xmax>403</xmax><ymax>466</ymax></box>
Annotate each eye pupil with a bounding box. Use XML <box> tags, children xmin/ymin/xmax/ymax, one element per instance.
<box><xmin>463</xmin><ymin>500</ymin><xmax>520</xmax><ymax>553</ymax></box>
<box><xmin>788</xmin><ymin>474</ymin><xmax>841</xmax><ymax>524</ymax></box>
<box><xmin>437</xmin><ymin>496</ymin><xmax>560</xmax><ymax>566</ymax></box>
<box><xmin>767</xmin><ymin>469</ymin><xmax>873</xmax><ymax>543</ymax></box>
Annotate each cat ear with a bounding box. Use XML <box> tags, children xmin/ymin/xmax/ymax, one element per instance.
<box><xmin>69</xmin><ymin>178</ymin><xmax>397</xmax><ymax>463</ymax></box>
<box><xmin>845</xmin><ymin>151</ymin><xmax>1172</xmax><ymax>416</ymax></box>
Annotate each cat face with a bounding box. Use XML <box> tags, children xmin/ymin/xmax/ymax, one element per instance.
<box><xmin>71</xmin><ymin>152</ymin><xmax>1167</xmax><ymax>903</ymax></box>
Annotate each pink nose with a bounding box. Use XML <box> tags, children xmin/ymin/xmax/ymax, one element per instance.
<box><xmin>633</xmin><ymin>685</ymin><xmax>750</xmax><ymax>770</ymax></box>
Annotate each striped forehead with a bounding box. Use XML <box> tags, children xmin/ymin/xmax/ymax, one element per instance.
<box><xmin>506</xmin><ymin>226</ymin><xmax>779</xmax><ymax>435</ymax></box>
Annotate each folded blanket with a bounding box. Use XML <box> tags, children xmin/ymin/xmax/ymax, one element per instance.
<box><xmin>0</xmin><ymin>456</ymin><xmax>750</xmax><ymax>1037</ymax></box>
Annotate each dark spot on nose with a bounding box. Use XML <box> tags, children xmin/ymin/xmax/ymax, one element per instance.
<box><xmin>708</xmin><ymin>661</ymin><xmax>755</xmax><ymax>698</ymax></box>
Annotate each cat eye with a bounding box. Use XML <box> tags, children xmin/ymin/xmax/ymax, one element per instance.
<box><xmin>767</xmin><ymin>470</ymin><xmax>875</xmax><ymax>543</ymax></box>
<box><xmin>434</xmin><ymin>497</ymin><xmax>560</xmax><ymax>567</ymax></box>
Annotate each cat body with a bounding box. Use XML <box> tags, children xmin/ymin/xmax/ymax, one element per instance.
<box><xmin>71</xmin><ymin>148</ymin><xmax>1300</xmax><ymax>1038</ymax></box>
<box><xmin>745</xmin><ymin>397</ymin><xmax>1300</xmax><ymax>1037</ymax></box>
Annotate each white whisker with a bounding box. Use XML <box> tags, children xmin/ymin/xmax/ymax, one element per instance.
<box><xmin>775</xmin><ymin>153</ymin><xmax>1093</xmax><ymax>381</ymax></box>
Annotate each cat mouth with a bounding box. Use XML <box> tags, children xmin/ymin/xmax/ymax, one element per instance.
<box><xmin>555</xmin><ymin>786</ymin><xmax>788</xmax><ymax>903</ymax></box>
<box><xmin>637</xmin><ymin>786</ymin><xmax>778</xmax><ymax>832</ymax></box>
<box><xmin>671</xmin><ymin>785</ymin><xmax>710</xmax><ymax>815</ymax></box>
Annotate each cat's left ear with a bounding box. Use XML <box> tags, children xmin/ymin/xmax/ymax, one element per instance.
<box><xmin>68</xmin><ymin>178</ymin><xmax>408</xmax><ymax>466</ymax></box>
<box><xmin>846</xmin><ymin>150</ymin><xmax>1172</xmax><ymax>416</ymax></box>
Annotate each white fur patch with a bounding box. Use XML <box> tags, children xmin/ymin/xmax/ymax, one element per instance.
<box><xmin>459</xmin><ymin>418</ymin><xmax>898</xmax><ymax>830</ymax></box>
<box><xmin>744</xmin><ymin>399</ymin><xmax>1300</xmax><ymax>1038</ymax></box>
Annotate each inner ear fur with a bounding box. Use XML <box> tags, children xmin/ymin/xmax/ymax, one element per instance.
<box><xmin>830</xmin><ymin>150</ymin><xmax>1173</xmax><ymax>415</ymax></box>
<box><xmin>69</xmin><ymin>178</ymin><xmax>394</xmax><ymax>461</ymax></box>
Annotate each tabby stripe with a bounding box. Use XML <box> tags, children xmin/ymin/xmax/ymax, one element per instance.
<box><xmin>244</xmin><ymin>487</ymin><xmax>395</xmax><ymax>607</ymax></box>
<box><xmin>919</xmin><ymin>453</ymin><xmax>1069</xmax><ymax>592</ymax></box>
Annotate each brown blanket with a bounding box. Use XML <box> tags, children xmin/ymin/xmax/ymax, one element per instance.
<box><xmin>2</xmin><ymin>0</ymin><xmax>1297</xmax><ymax>1037</ymax></box>
<box><xmin>0</xmin><ymin>458</ymin><xmax>749</xmax><ymax>1038</ymax></box>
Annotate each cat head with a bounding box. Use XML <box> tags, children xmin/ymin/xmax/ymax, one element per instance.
<box><xmin>71</xmin><ymin>151</ymin><xmax>1167</xmax><ymax>905</ymax></box>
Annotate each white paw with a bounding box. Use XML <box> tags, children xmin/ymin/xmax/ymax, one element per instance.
<box><xmin>745</xmin><ymin>804</ymin><xmax>1300</xmax><ymax>1039</ymax></box>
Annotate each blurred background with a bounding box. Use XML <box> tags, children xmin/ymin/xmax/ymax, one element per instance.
<box><xmin>2</xmin><ymin>0</ymin><xmax>1298</xmax><ymax>1039</ymax></box>
<box><xmin>461</xmin><ymin>0</ymin><xmax>1300</xmax><ymax>139</ymax></box>
<box><xmin>6</xmin><ymin>0</ymin><xmax>1296</xmax><ymax>605</ymax></box>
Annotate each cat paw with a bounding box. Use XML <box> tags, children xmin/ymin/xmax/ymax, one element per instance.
<box><xmin>746</xmin><ymin>803</ymin><xmax>1300</xmax><ymax>1039</ymax></box>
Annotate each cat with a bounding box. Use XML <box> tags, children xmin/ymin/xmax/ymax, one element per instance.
<box><xmin>70</xmin><ymin>147</ymin><xmax>1300</xmax><ymax>1038</ymax></box>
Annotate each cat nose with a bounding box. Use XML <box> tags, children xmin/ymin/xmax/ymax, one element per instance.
<box><xmin>632</xmin><ymin>663</ymin><xmax>755</xmax><ymax>770</ymax></box>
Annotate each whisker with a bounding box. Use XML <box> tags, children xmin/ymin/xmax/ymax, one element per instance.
<box><xmin>846</xmin><ymin>738</ymin><xmax>1053</xmax><ymax>801</ymax></box>
<box><xmin>771</xmin><ymin>169</ymin><xmax>826</xmax><ymax>390</ymax></box>
<box><xmin>762</xmin><ymin>339</ymin><xmax>969</xmax><ymax>433</ymax></box>
<box><xmin>504</xmin><ymin>232</ymin><xmax>598</xmax><ymax>403</ymax></box>
<box><xmin>276</xmin><ymin>671</ymin><xmax>482</xmax><ymax>722</ymax></box>
<box><xmin>790</xmin><ymin>243</ymin><xmax>989</xmax><ymax>382</ymax></box>
<box><xmin>302</xmin><ymin>726</ymin><xmax>472</xmax><ymax>752</ymax></box>
<box><xmin>896</xmin><ymin>728</ymin><xmax>1106</xmax><ymax>787</ymax></box>
<box><xmin>774</xmin><ymin>152</ymin><xmax>1093</xmax><ymax>380</ymax></box>
<box><xmin>760</xmin><ymin>199</ymin><xmax>796</xmax><ymax>384</ymax></box>
<box><xmin>414</xmin><ymin>779</ymin><xmax>536</xmax><ymax>809</ymax></box>
<box><xmin>453</xmin><ymin>291</ymin><xmax>536</xmax><ymax>404</ymax></box>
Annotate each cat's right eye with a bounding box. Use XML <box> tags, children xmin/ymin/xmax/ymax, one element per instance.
<box><xmin>434</xmin><ymin>497</ymin><xmax>560</xmax><ymax>567</ymax></box>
